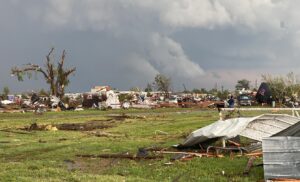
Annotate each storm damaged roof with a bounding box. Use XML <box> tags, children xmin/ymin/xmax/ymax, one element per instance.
<box><xmin>181</xmin><ymin>114</ymin><xmax>300</xmax><ymax>147</ymax></box>
<box><xmin>239</xmin><ymin>114</ymin><xmax>300</xmax><ymax>141</ymax></box>
<box><xmin>272</xmin><ymin>117</ymin><xmax>300</xmax><ymax>137</ymax></box>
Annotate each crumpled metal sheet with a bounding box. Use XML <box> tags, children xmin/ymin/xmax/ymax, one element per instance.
<box><xmin>273</xmin><ymin>119</ymin><xmax>300</xmax><ymax>137</ymax></box>
<box><xmin>240</xmin><ymin>114</ymin><xmax>300</xmax><ymax>141</ymax></box>
<box><xmin>181</xmin><ymin>114</ymin><xmax>300</xmax><ymax>147</ymax></box>
<box><xmin>181</xmin><ymin>117</ymin><xmax>254</xmax><ymax>147</ymax></box>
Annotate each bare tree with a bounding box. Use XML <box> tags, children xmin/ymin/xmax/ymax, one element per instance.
<box><xmin>11</xmin><ymin>48</ymin><xmax>76</xmax><ymax>98</ymax></box>
<box><xmin>153</xmin><ymin>74</ymin><xmax>171</xmax><ymax>99</ymax></box>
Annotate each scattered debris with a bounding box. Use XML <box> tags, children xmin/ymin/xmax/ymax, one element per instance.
<box><xmin>87</xmin><ymin>131</ymin><xmax>124</xmax><ymax>138</ymax></box>
<box><xmin>155</xmin><ymin>130</ymin><xmax>168</xmax><ymax>135</ymax></box>
<box><xmin>227</xmin><ymin>139</ymin><xmax>241</xmax><ymax>147</ymax></box>
<box><xmin>153</xmin><ymin>150</ymin><xmax>215</xmax><ymax>158</ymax></box>
<box><xmin>136</xmin><ymin>148</ymin><xmax>149</xmax><ymax>158</ymax></box>
<box><xmin>1</xmin><ymin>100</ymin><xmax>14</xmax><ymax>105</ymax></box>
<box><xmin>44</xmin><ymin>125</ymin><xmax>58</xmax><ymax>131</ymax></box>
<box><xmin>170</xmin><ymin>153</ymin><xmax>189</xmax><ymax>161</ymax></box>
<box><xmin>243</xmin><ymin>157</ymin><xmax>256</xmax><ymax>175</ymax></box>
<box><xmin>243</xmin><ymin>142</ymin><xmax>262</xmax><ymax>153</ymax></box>
<box><xmin>74</xmin><ymin>108</ymin><xmax>84</xmax><ymax>111</ymax></box>
<box><xmin>206</xmin><ymin>146</ymin><xmax>243</xmax><ymax>156</ymax></box>
<box><xmin>76</xmin><ymin>153</ymin><xmax>163</xmax><ymax>160</ymax></box>
<box><xmin>267</xmin><ymin>179</ymin><xmax>300</xmax><ymax>182</ymax></box>
<box><xmin>29</xmin><ymin>123</ymin><xmax>39</xmax><ymax>130</ymax></box>
<box><xmin>245</xmin><ymin>152</ymin><xmax>262</xmax><ymax>157</ymax></box>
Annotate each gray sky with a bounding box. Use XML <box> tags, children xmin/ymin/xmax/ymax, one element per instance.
<box><xmin>1</xmin><ymin>0</ymin><xmax>300</xmax><ymax>93</ymax></box>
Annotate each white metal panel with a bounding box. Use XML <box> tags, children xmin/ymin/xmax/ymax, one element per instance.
<box><xmin>181</xmin><ymin>114</ymin><xmax>300</xmax><ymax>147</ymax></box>
<box><xmin>263</xmin><ymin>137</ymin><xmax>300</xmax><ymax>180</ymax></box>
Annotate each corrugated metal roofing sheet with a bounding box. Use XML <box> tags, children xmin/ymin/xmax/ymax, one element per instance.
<box><xmin>181</xmin><ymin>114</ymin><xmax>300</xmax><ymax>147</ymax></box>
<box><xmin>273</xmin><ymin>119</ymin><xmax>300</xmax><ymax>137</ymax></box>
<box><xmin>240</xmin><ymin>114</ymin><xmax>300</xmax><ymax>141</ymax></box>
<box><xmin>262</xmin><ymin>137</ymin><xmax>300</xmax><ymax>180</ymax></box>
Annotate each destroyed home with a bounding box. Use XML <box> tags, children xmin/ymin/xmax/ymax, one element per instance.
<box><xmin>3</xmin><ymin>2</ymin><xmax>300</xmax><ymax>181</ymax></box>
<box><xmin>3</xmin><ymin>78</ymin><xmax>300</xmax><ymax>181</ymax></box>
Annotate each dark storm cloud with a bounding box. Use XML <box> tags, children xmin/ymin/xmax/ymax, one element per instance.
<box><xmin>1</xmin><ymin>0</ymin><xmax>300</xmax><ymax>92</ymax></box>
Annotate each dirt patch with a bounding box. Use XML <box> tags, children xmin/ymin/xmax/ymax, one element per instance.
<box><xmin>55</xmin><ymin>120</ymin><xmax>112</xmax><ymax>131</ymax></box>
<box><xmin>87</xmin><ymin>131</ymin><xmax>125</xmax><ymax>138</ymax></box>
<box><xmin>107</xmin><ymin>114</ymin><xmax>131</xmax><ymax>121</ymax></box>
<box><xmin>107</xmin><ymin>114</ymin><xmax>146</xmax><ymax>121</ymax></box>
<box><xmin>24</xmin><ymin>119</ymin><xmax>120</xmax><ymax>131</ymax></box>
<box><xmin>23</xmin><ymin>114</ymin><xmax>144</xmax><ymax>132</ymax></box>
<box><xmin>64</xmin><ymin>158</ymin><xmax>118</xmax><ymax>173</ymax></box>
<box><xmin>71</xmin><ymin>149</ymin><xmax>163</xmax><ymax>174</ymax></box>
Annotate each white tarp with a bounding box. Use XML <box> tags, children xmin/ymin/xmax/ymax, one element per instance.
<box><xmin>181</xmin><ymin>114</ymin><xmax>300</xmax><ymax>147</ymax></box>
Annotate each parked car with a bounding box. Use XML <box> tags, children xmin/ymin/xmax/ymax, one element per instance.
<box><xmin>238</xmin><ymin>95</ymin><xmax>252</xmax><ymax>106</ymax></box>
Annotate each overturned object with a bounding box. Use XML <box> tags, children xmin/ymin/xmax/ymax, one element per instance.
<box><xmin>181</xmin><ymin>114</ymin><xmax>300</xmax><ymax>147</ymax></box>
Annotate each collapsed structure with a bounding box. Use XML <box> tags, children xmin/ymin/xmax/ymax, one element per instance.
<box><xmin>180</xmin><ymin>113</ymin><xmax>300</xmax><ymax>180</ymax></box>
<box><xmin>181</xmin><ymin>114</ymin><xmax>300</xmax><ymax>147</ymax></box>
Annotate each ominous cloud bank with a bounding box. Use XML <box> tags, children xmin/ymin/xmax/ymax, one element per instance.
<box><xmin>1</xmin><ymin>0</ymin><xmax>300</xmax><ymax>92</ymax></box>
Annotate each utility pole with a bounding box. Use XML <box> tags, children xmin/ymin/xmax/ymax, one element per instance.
<box><xmin>255</xmin><ymin>79</ymin><xmax>258</xmax><ymax>89</ymax></box>
<box><xmin>182</xmin><ymin>84</ymin><xmax>187</xmax><ymax>93</ymax></box>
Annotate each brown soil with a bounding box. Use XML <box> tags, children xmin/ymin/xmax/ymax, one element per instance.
<box><xmin>64</xmin><ymin>158</ymin><xmax>118</xmax><ymax>173</ymax></box>
<box><xmin>23</xmin><ymin>114</ymin><xmax>144</xmax><ymax>132</ymax></box>
<box><xmin>55</xmin><ymin>120</ymin><xmax>113</xmax><ymax>131</ymax></box>
<box><xmin>24</xmin><ymin>119</ymin><xmax>119</xmax><ymax>131</ymax></box>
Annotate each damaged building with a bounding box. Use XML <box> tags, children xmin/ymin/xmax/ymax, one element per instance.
<box><xmin>180</xmin><ymin>113</ymin><xmax>300</xmax><ymax>180</ymax></box>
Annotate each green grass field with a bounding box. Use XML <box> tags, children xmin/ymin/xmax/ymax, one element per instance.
<box><xmin>0</xmin><ymin>108</ymin><xmax>272</xmax><ymax>182</ymax></box>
